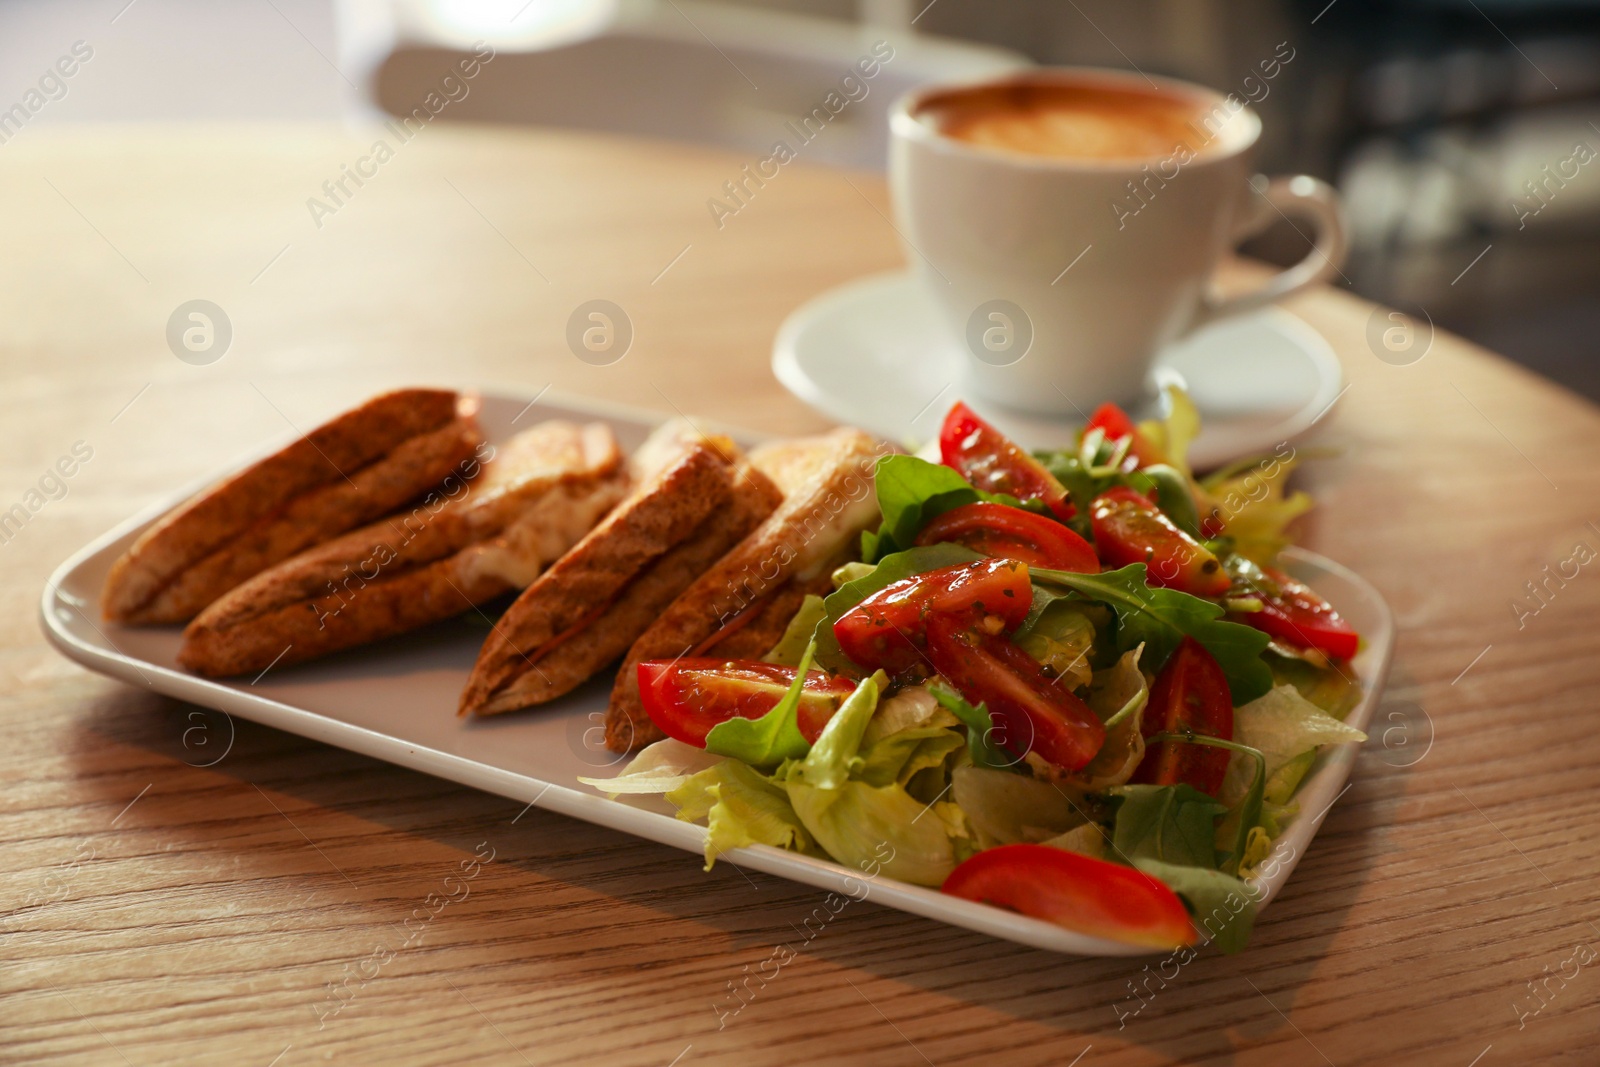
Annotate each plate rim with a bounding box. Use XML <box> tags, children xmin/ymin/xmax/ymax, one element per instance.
<box><xmin>40</xmin><ymin>388</ymin><xmax>1393</xmax><ymax>958</ymax></box>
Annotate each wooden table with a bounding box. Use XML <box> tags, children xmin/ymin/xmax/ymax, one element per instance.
<box><xmin>3</xmin><ymin>124</ymin><xmax>1598</xmax><ymax>1067</ymax></box>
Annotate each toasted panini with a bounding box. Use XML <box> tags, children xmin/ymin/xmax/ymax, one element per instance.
<box><xmin>177</xmin><ymin>421</ymin><xmax>624</xmax><ymax>677</ymax></box>
<box><xmin>606</xmin><ymin>428</ymin><xmax>883</xmax><ymax>751</ymax></box>
<box><xmin>104</xmin><ymin>388</ymin><xmax>480</xmax><ymax>624</ymax></box>
<box><xmin>458</xmin><ymin>421</ymin><xmax>782</xmax><ymax>719</ymax></box>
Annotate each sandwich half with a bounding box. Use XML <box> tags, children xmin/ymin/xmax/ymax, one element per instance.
<box><xmin>103</xmin><ymin>388</ymin><xmax>482</xmax><ymax>624</ymax></box>
<box><xmin>177</xmin><ymin>420</ymin><xmax>625</xmax><ymax>677</ymax></box>
<box><xmin>605</xmin><ymin>428</ymin><xmax>884</xmax><ymax>751</ymax></box>
<box><xmin>457</xmin><ymin>420</ymin><xmax>784</xmax><ymax>723</ymax></box>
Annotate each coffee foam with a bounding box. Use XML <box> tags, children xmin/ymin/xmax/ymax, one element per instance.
<box><xmin>917</xmin><ymin>81</ymin><xmax>1224</xmax><ymax>162</ymax></box>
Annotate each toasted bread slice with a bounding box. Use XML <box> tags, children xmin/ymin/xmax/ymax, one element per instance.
<box><xmin>104</xmin><ymin>388</ymin><xmax>480</xmax><ymax>624</ymax></box>
<box><xmin>177</xmin><ymin>421</ymin><xmax>624</xmax><ymax>677</ymax></box>
<box><xmin>474</xmin><ymin>472</ymin><xmax>779</xmax><ymax>727</ymax></box>
<box><xmin>458</xmin><ymin>421</ymin><xmax>783</xmax><ymax>718</ymax></box>
<box><xmin>606</xmin><ymin>428</ymin><xmax>883</xmax><ymax>751</ymax></box>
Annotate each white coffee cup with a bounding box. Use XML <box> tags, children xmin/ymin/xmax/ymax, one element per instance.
<box><xmin>888</xmin><ymin>68</ymin><xmax>1348</xmax><ymax>414</ymax></box>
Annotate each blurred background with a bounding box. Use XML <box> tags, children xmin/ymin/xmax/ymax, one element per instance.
<box><xmin>5</xmin><ymin>0</ymin><xmax>1596</xmax><ymax>399</ymax></box>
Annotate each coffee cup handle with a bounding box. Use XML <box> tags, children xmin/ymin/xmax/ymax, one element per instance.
<box><xmin>1188</xmin><ymin>174</ymin><xmax>1348</xmax><ymax>331</ymax></box>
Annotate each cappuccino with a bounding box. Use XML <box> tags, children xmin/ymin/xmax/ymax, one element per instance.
<box><xmin>917</xmin><ymin>81</ymin><xmax>1210</xmax><ymax>162</ymax></box>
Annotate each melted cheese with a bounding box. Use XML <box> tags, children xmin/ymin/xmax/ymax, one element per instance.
<box><xmin>458</xmin><ymin>483</ymin><xmax>620</xmax><ymax>589</ymax></box>
<box><xmin>792</xmin><ymin>489</ymin><xmax>882</xmax><ymax>581</ymax></box>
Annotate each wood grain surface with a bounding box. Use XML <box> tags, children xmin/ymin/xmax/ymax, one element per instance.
<box><xmin>2</xmin><ymin>124</ymin><xmax>1598</xmax><ymax>1067</ymax></box>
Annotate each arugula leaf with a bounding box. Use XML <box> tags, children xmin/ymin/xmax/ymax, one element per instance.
<box><xmin>1133</xmin><ymin>858</ymin><xmax>1257</xmax><ymax>954</ymax></box>
<box><xmin>1109</xmin><ymin>783</ymin><xmax>1227</xmax><ymax>869</ymax></box>
<box><xmin>703</xmin><ymin>639</ymin><xmax>819</xmax><ymax>767</ymax></box>
<box><xmin>1033</xmin><ymin>451</ymin><xmax>1102</xmax><ymax>540</ymax></box>
<box><xmin>1151</xmin><ymin>732</ymin><xmax>1267</xmax><ymax>876</ymax></box>
<box><xmin>862</xmin><ymin>455</ymin><xmax>1044</xmax><ymax>561</ymax></box>
<box><xmin>812</xmin><ymin>543</ymin><xmax>983</xmax><ymax>674</ymax></box>
<box><xmin>1133</xmin><ymin>464</ymin><xmax>1203</xmax><ymax>539</ymax></box>
<box><xmin>1032</xmin><ymin>564</ymin><xmax>1273</xmax><ymax>705</ymax></box>
<box><xmin>928</xmin><ymin>683</ymin><xmax>1014</xmax><ymax>770</ymax></box>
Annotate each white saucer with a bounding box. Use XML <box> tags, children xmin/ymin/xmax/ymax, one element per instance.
<box><xmin>773</xmin><ymin>271</ymin><xmax>1343</xmax><ymax>470</ymax></box>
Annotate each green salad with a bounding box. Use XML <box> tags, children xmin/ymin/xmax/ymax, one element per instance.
<box><xmin>586</xmin><ymin>390</ymin><xmax>1366</xmax><ymax>952</ymax></box>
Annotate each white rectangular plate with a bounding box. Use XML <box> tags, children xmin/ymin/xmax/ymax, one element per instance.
<box><xmin>41</xmin><ymin>390</ymin><xmax>1394</xmax><ymax>957</ymax></box>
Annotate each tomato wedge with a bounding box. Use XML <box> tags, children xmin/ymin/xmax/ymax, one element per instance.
<box><xmin>914</xmin><ymin>502</ymin><xmax>1098</xmax><ymax>572</ymax></box>
<box><xmin>1084</xmin><ymin>402</ymin><xmax>1163</xmax><ymax>468</ymax></box>
<box><xmin>1090</xmin><ymin>487</ymin><xmax>1230</xmax><ymax>598</ymax></box>
<box><xmin>1133</xmin><ymin>638</ymin><xmax>1234</xmax><ymax>796</ymax></box>
<box><xmin>832</xmin><ymin>559</ymin><xmax>1032</xmax><ymax>675</ymax></box>
<box><xmin>925</xmin><ymin>615</ymin><xmax>1106</xmax><ymax>772</ymax></box>
<box><xmin>1234</xmin><ymin>565</ymin><xmax>1360</xmax><ymax>661</ymax></box>
<box><xmin>939</xmin><ymin>402</ymin><xmax>1074</xmax><ymax>520</ymax></box>
<box><xmin>637</xmin><ymin>659</ymin><xmax>856</xmax><ymax>747</ymax></box>
<box><xmin>942</xmin><ymin>844</ymin><xmax>1196</xmax><ymax>949</ymax></box>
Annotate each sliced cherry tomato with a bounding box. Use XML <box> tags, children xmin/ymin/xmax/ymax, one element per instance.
<box><xmin>914</xmin><ymin>502</ymin><xmax>1098</xmax><ymax>573</ymax></box>
<box><xmin>1133</xmin><ymin>637</ymin><xmax>1234</xmax><ymax>797</ymax></box>
<box><xmin>1234</xmin><ymin>565</ymin><xmax>1360</xmax><ymax>661</ymax></box>
<box><xmin>925</xmin><ymin>615</ymin><xmax>1106</xmax><ymax>772</ymax></box>
<box><xmin>1090</xmin><ymin>487</ymin><xmax>1230</xmax><ymax>598</ymax></box>
<box><xmin>1084</xmin><ymin>402</ymin><xmax>1163</xmax><ymax>468</ymax></box>
<box><xmin>942</xmin><ymin>844</ymin><xmax>1196</xmax><ymax>949</ymax></box>
<box><xmin>637</xmin><ymin>659</ymin><xmax>856</xmax><ymax>747</ymax></box>
<box><xmin>939</xmin><ymin>402</ymin><xmax>1074</xmax><ymax>521</ymax></box>
<box><xmin>832</xmin><ymin>558</ymin><xmax>1032</xmax><ymax>675</ymax></box>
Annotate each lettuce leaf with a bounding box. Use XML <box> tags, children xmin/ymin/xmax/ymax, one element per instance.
<box><xmin>1212</xmin><ymin>687</ymin><xmax>1365</xmax><ymax>864</ymax></box>
<box><xmin>762</xmin><ymin>594</ymin><xmax>827</xmax><ymax>667</ymax></box>
<box><xmin>862</xmin><ymin>684</ymin><xmax>956</xmax><ymax>746</ymax></box>
<box><xmin>667</xmin><ymin>760</ymin><xmax>814</xmax><ymax>870</ymax></box>
<box><xmin>951</xmin><ymin>763</ymin><xmax>1088</xmax><ymax>848</ymax></box>
<box><xmin>792</xmin><ymin>671</ymin><xmax>884</xmax><ymax>791</ymax></box>
<box><xmin>1268</xmin><ymin>653</ymin><xmax>1362</xmax><ymax>720</ymax></box>
<box><xmin>654</xmin><ymin>671</ymin><xmax>974</xmax><ymax>880</ymax></box>
<box><xmin>854</xmin><ymin>726</ymin><xmax>965</xmax><ymax>795</ymax></box>
<box><xmin>1032</xmin><ymin>564</ymin><xmax>1273</xmax><ymax>705</ymax></box>
<box><xmin>785</xmin><ymin>779</ymin><xmax>962</xmax><ymax>886</ymax></box>
<box><xmin>1137</xmin><ymin>384</ymin><xmax>1202</xmax><ymax>479</ymax></box>
<box><xmin>703</xmin><ymin>639</ymin><xmax>819</xmax><ymax>767</ymax></box>
<box><xmin>578</xmin><ymin>738</ymin><xmax>724</xmax><ymax>795</ymax></box>
<box><xmin>1061</xmin><ymin>647</ymin><xmax>1151</xmax><ymax>790</ymax></box>
<box><xmin>1199</xmin><ymin>448</ymin><xmax>1313</xmax><ymax>565</ymax></box>
<box><xmin>1217</xmin><ymin>685</ymin><xmax>1368</xmax><ymax>810</ymax></box>
<box><xmin>1040</xmin><ymin>822</ymin><xmax>1111</xmax><ymax>860</ymax></box>
<box><xmin>1134</xmin><ymin>858</ymin><xmax>1257</xmax><ymax>954</ymax></box>
<box><xmin>780</xmin><ymin>671</ymin><xmax>967</xmax><ymax>885</ymax></box>
<box><xmin>1109</xmin><ymin>783</ymin><xmax>1227</xmax><ymax>869</ymax></box>
<box><xmin>1012</xmin><ymin>598</ymin><xmax>1098</xmax><ymax>690</ymax></box>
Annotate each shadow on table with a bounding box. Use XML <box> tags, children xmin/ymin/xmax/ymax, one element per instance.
<box><xmin>68</xmin><ymin>674</ymin><xmax>1416</xmax><ymax>1065</ymax></box>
